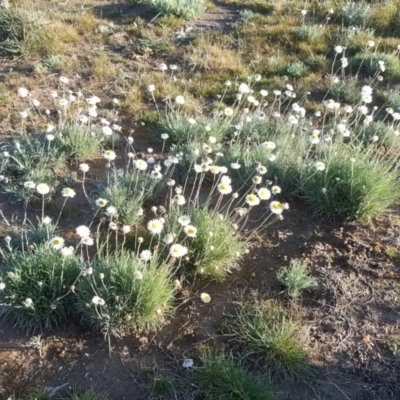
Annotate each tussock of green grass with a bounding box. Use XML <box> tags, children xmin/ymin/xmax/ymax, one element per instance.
<box><xmin>195</xmin><ymin>351</ymin><xmax>277</xmax><ymax>400</ymax></box>
<box><xmin>224</xmin><ymin>293</ymin><xmax>310</xmax><ymax>379</ymax></box>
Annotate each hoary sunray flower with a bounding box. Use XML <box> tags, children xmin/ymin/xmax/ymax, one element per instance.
<box><xmin>184</xmin><ymin>225</ymin><xmax>197</xmax><ymax>237</ymax></box>
<box><xmin>76</xmin><ymin>225</ymin><xmax>90</xmax><ymax>238</ymax></box>
<box><xmin>262</xmin><ymin>141</ymin><xmax>276</xmax><ymax>150</ymax></box>
<box><xmin>175</xmin><ymin>95</ymin><xmax>185</xmax><ymax>105</ymax></box>
<box><xmin>256</xmin><ymin>165</ymin><xmax>267</xmax><ymax>175</ymax></box>
<box><xmin>220</xmin><ymin>175</ymin><xmax>231</xmax><ymax>184</ymax></box>
<box><xmin>147</xmin><ymin>219</ymin><xmax>164</xmax><ymax>234</ymax></box>
<box><xmin>0</xmin><ymin>282</ymin><xmax>5</xmax><ymax>290</ymax></box>
<box><xmin>224</xmin><ymin>107</ymin><xmax>234</xmax><ymax>116</ymax></box>
<box><xmin>252</xmin><ymin>176</ymin><xmax>262</xmax><ymax>185</ymax></box>
<box><xmin>102</xmin><ymin>126</ymin><xmax>113</xmax><ymax>136</ymax></box>
<box><xmin>258</xmin><ymin>187</ymin><xmax>271</xmax><ymax>200</ymax></box>
<box><xmin>270</xmin><ymin>201</ymin><xmax>283</xmax><ymax>214</ymax></box>
<box><xmin>79</xmin><ymin>163</ymin><xmax>90</xmax><ymax>173</ymax></box>
<box><xmin>62</xmin><ymin>188</ymin><xmax>76</xmax><ymax>198</ymax></box>
<box><xmin>61</xmin><ymin>246</ymin><xmax>74</xmax><ymax>257</ymax></box>
<box><xmin>315</xmin><ymin>161</ymin><xmax>326</xmax><ymax>171</ymax></box>
<box><xmin>18</xmin><ymin>87</ymin><xmax>29</xmax><ymax>98</ymax></box>
<box><xmin>173</xmin><ymin>195</ymin><xmax>186</xmax><ymax>206</ymax></box>
<box><xmin>246</xmin><ymin>194</ymin><xmax>260</xmax><ymax>206</ymax></box>
<box><xmin>106</xmin><ymin>206</ymin><xmax>118</xmax><ymax>217</ymax></box>
<box><xmin>200</xmin><ymin>293</ymin><xmax>211</xmax><ymax>303</ymax></box>
<box><xmin>178</xmin><ymin>215</ymin><xmax>191</xmax><ymax>226</ymax></box>
<box><xmin>24</xmin><ymin>181</ymin><xmax>36</xmax><ymax>189</ymax></box>
<box><xmin>96</xmin><ymin>198</ymin><xmax>108</xmax><ymax>207</ymax></box>
<box><xmin>210</xmin><ymin>165</ymin><xmax>221</xmax><ymax>174</ymax></box>
<box><xmin>169</xmin><ymin>244</ymin><xmax>188</xmax><ymax>258</ymax></box>
<box><xmin>163</xmin><ymin>234</ymin><xmax>174</xmax><ymax>245</ymax></box>
<box><xmin>92</xmin><ymin>296</ymin><xmax>105</xmax><ymax>306</ymax></box>
<box><xmin>218</xmin><ymin>182</ymin><xmax>232</xmax><ymax>194</ymax></box>
<box><xmin>37</xmin><ymin>183</ymin><xmax>50</xmax><ymax>195</ymax></box>
<box><xmin>271</xmin><ymin>185</ymin><xmax>281</xmax><ymax>194</ymax></box>
<box><xmin>81</xmin><ymin>237</ymin><xmax>94</xmax><ymax>246</ymax></box>
<box><xmin>134</xmin><ymin>271</ymin><xmax>143</xmax><ymax>280</ymax></box>
<box><xmin>103</xmin><ymin>150</ymin><xmax>116</xmax><ymax>161</ymax></box>
<box><xmin>309</xmin><ymin>131</ymin><xmax>320</xmax><ymax>144</ymax></box>
<box><xmin>140</xmin><ymin>250</ymin><xmax>152</xmax><ymax>262</ymax></box>
<box><xmin>231</xmin><ymin>162</ymin><xmax>241</xmax><ymax>169</ymax></box>
<box><xmin>135</xmin><ymin>159</ymin><xmax>148</xmax><ymax>170</ymax></box>
<box><xmin>49</xmin><ymin>236</ymin><xmax>65</xmax><ymax>250</ymax></box>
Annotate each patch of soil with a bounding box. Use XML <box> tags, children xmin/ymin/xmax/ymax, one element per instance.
<box><xmin>1</xmin><ymin>203</ymin><xmax>400</xmax><ymax>399</ymax></box>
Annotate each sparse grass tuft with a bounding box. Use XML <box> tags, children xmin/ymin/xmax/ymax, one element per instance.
<box><xmin>224</xmin><ymin>293</ymin><xmax>310</xmax><ymax>379</ymax></box>
<box><xmin>195</xmin><ymin>351</ymin><xmax>277</xmax><ymax>400</ymax></box>
<box><xmin>151</xmin><ymin>376</ymin><xmax>175</xmax><ymax>397</ymax></box>
<box><xmin>276</xmin><ymin>259</ymin><xmax>317</xmax><ymax>298</ymax></box>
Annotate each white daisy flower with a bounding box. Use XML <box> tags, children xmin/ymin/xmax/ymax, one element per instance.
<box><xmin>79</xmin><ymin>163</ymin><xmax>90</xmax><ymax>173</ymax></box>
<box><xmin>173</xmin><ymin>195</ymin><xmax>186</xmax><ymax>206</ymax></box>
<box><xmin>62</xmin><ymin>188</ymin><xmax>76</xmax><ymax>198</ymax></box>
<box><xmin>184</xmin><ymin>225</ymin><xmax>197</xmax><ymax>237</ymax></box>
<box><xmin>178</xmin><ymin>215</ymin><xmax>191</xmax><ymax>226</ymax></box>
<box><xmin>169</xmin><ymin>244</ymin><xmax>188</xmax><ymax>258</ymax></box>
<box><xmin>76</xmin><ymin>225</ymin><xmax>90</xmax><ymax>238</ymax></box>
<box><xmin>140</xmin><ymin>250</ymin><xmax>152</xmax><ymax>262</ymax></box>
<box><xmin>218</xmin><ymin>182</ymin><xmax>232</xmax><ymax>195</ymax></box>
<box><xmin>61</xmin><ymin>246</ymin><xmax>74</xmax><ymax>257</ymax></box>
<box><xmin>200</xmin><ymin>293</ymin><xmax>211</xmax><ymax>303</ymax></box>
<box><xmin>49</xmin><ymin>236</ymin><xmax>64</xmax><ymax>250</ymax></box>
<box><xmin>147</xmin><ymin>219</ymin><xmax>164</xmax><ymax>234</ymax></box>
<box><xmin>270</xmin><ymin>201</ymin><xmax>283</xmax><ymax>214</ymax></box>
<box><xmin>271</xmin><ymin>185</ymin><xmax>281</xmax><ymax>194</ymax></box>
<box><xmin>163</xmin><ymin>234</ymin><xmax>174</xmax><ymax>245</ymax></box>
<box><xmin>246</xmin><ymin>194</ymin><xmax>260</xmax><ymax>206</ymax></box>
<box><xmin>103</xmin><ymin>150</ymin><xmax>116</xmax><ymax>161</ymax></box>
<box><xmin>106</xmin><ymin>206</ymin><xmax>118</xmax><ymax>217</ymax></box>
<box><xmin>134</xmin><ymin>271</ymin><xmax>143</xmax><ymax>280</ymax></box>
<box><xmin>315</xmin><ymin>161</ymin><xmax>326</xmax><ymax>171</ymax></box>
<box><xmin>135</xmin><ymin>159</ymin><xmax>148</xmax><ymax>171</ymax></box>
<box><xmin>81</xmin><ymin>237</ymin><xmax>94</xmax><ymax>246</ymax></box>
<box><xmin>258</xmin><ymin>187</ymin><xmax>271</xmax><ymax>200</ymax></box>
<box><xmin>96</xmin><ymin>198</ymin><xmax>108</xmax><ymax>207</ymax></box>
<box><xmin>36</xmin><ymin>183</ymin><xmax>50</xmax><ymax>195</ymax></box>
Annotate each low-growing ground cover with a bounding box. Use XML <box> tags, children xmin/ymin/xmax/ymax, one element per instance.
<box><xmin>1</xmin><ymin>0</ymin><xmax>400</xmax><ymax>399</ymax></box>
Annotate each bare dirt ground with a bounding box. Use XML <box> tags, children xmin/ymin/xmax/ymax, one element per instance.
<box><xmin>1</xmin><ymin>1</ymin><xmax>400</xmax><ymax>399</ymax></box>
<box><xmin>1</xmin><ymin>199</ymin><xmax>400</xmax><ymax>399</ymax></box>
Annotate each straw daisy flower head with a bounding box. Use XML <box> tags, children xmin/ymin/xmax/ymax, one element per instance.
<box><xmin>200</xmin><ymin>293</ymin><xmax>211</xmax><ymax>303</ymax></box>
<box><xmin>169</xmin><ymin>244</ymin><xmax>188</xmax><ymax>258</ymax></box>
<box><xmin>270</xmin><ymin>201</ymin><xmax>283</xmax><ymax>214</ymax></box>
<box><xmin>106</xmin><ymin>206</ymin><xmax>118</xmax><ymax>217</ymax></box>
<box><xmin>173</xmin><ymin>195</ymin><xmax>186</xmax><ymax>206</ymax></box>
<box><xmin>96</xmin><ymin>198</ymin><xmax>108</xmax><ymax>207</ymax></box>
<box><xmin>218</xmin><ymin>182</ymin><xmax>232</xmax><ymax>195</ymax></box>
<box><xmin>62</xmin><ymin>187</ymin><xmax>76</xmax><ymax>198</ymax></box>
<box><xmin>103</xmin><ymin>150</ymin><xmax>116</xmax><ymax>161</ymax></box>
<box><xmin>82</xmin><ymin>237</ymin><xmax>94</xmax><ymax>246</ymax></box>
<box><xmin>262</xmin><ymin>141</ymin><xmax>276</xmax><ymax>150</ymax></box>
<box><xmin>271</xmin><ymin>185</ymin><xmax>281</xmax><ymax>194</ymax></box>
<box><xmin>37</xmin><ymin>183</ymin><xmax>50</xmax><ymax>195</ymax></box>
<box><xmin>147</xmin><ymin>219</ymin><xmax>164</xmax><ymax>234</ymax></box>
<box><xmin>49</xmin><ymin>236</ymin><xmax>65</xmax><ymax>250</ymax></box>
<box><xmin>135</xmin><ymin>159</ymin><xmax>148</xmax><ymax>171</ymax></box>
<box><xmin>246</xmin><ymin>194</ymin><xmax>260</xmax><ymax>206</ymax></box>
<box><xmin>178</xmin><ymin>215</ymin><xmax>191</xmax><ymax>226</ymax></box>
<box><xmin>184</xmin><ymin>225</ymin><xmax>197</xmax><ymax>237</ymax></box>
<box><xmin>258</xmin><ymin>187</ymin><xmax>271</xmax><ymax>200</ymax></box>
<box><xmin>76</xmin><ymin>225</ymin><xmax>90</xmax><ymax>238</ymax></box>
